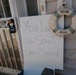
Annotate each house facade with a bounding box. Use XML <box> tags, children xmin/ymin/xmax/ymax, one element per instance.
<box><xmin>0</xmin><ymin>0</ymin><xmax>76</xmax><ymax>75</ymax></box>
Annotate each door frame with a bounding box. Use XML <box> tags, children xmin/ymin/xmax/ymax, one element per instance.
<box><xmin>8</xmin><ymin>0</ymin><xmax>24</xmax><ymax>70</ymax></box>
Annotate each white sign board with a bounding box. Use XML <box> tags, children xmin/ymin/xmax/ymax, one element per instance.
<box><xmin>20</xmin><ymin>15</ymin><xmax>63</xmax><ymax>75</ymax></box>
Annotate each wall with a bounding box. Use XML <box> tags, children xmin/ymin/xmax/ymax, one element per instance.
<box><xmin>46</xmin><ymin>0</ymin><xmax>57</xmax><ymax>14</ymax></box>
<box><xmin>46</xmin><ymin>0</ymin><xmax>76</xmax><ymax>69</ymax></box>
<box><xmin>64</xmin><ymin>0</ymin><xmax>76</xmax><ymax>69</ymax></box>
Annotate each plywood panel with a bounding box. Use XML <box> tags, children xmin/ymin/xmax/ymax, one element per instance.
<box><xmin>20</xmin><ymin>15</ymin><xmax>63</xmax><ymax>75</ymax></box>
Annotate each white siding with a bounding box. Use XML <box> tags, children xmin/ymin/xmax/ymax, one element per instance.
<box><xmin>46</xmin><ymin>0</ymin><xmax>57</xmax><ymax>14</ymax></box>
<box><xmin>64</xmin><ymin>0</ymin><xmax>76</xmax><ymax>69</ymax></box>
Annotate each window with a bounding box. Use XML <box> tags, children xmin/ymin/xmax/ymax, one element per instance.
<box><xmin>26</xmin><ymin>0</ymin><xmax>38</xmax><ymax>16</ymax></box>
<box><xmin>0</xmin><ymin>0</ymin><xmax>11</xmax><ymax>18</ymax></box>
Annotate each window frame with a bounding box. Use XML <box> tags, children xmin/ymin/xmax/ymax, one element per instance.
<box><xmin>0</xmin><ymin>0</ymin><xmax>12</xmax><ymax>18</ymax></box>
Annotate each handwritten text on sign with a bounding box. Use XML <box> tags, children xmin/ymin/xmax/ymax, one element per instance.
<box><xmin>20</xmin><ymin>15</ymin><xmax>63</xmax><ymax>75</ymax></box>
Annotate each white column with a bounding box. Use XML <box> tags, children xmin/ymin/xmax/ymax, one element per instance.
<box><xmin>8</xmin><ymin>0</ymin><xmax>19</xmax><ymax>17</ymax></box>
<box><xmin>40</xmin><ymin>0</ymin><xmax>46</xmax><ymax>15</ymax></box>
<box><xmin>16</xmin><ymin>0</ymin><xmax>28</xmax><ymax>17</ymax></box>
<box><xmin>8</xmin><ymin>0</ymin><xmax>24</xmax><ymax>66</ymax></box>
<box><xmin>23</xmin><ymin>0</ymin><xmax>28</xmax><ymax>16</ymax></box>
<box><xmin>37</xmin><ymin>0</ymin><xmax>41</xmax><ymax>15</ymax></box>
<box><xmin>8</xmin><ymin>0</ymin><xmax>15</xmax><ymax>17</ymax></box>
